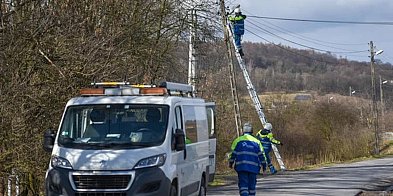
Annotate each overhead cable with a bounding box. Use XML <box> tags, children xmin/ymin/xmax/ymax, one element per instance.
<box><xmin>241</xmin><ymin>9</ymin><xmax>366</xmax><ymax>46</ymax></box>
<box><xmin>245</xmin><ymin>28</ymin><xmax>337</xmax><ymax>64</ymax></box>
<box><xmin>247</xmin><ymin>20</ymin><xmax>368</xmax><ymax>54</ymax></box>
<box><xmin>247</xmin><ymin>15</ymin><xmax>393</xmax><ymax>26</ymax></box>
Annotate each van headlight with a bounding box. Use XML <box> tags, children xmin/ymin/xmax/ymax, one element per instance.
<box><xmin>134</xmin><ymin>154</ymin><xmax>166</xmax><ymax>169</ymax></box>
<box><xmin>51</xmin><ymin>156</ymin><xmax>73</xmax><ymax>169</ymax></box>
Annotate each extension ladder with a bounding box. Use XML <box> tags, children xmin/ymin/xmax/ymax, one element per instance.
<box><xmin>225</xmin><ymin>19</ymin><xmax>286</xmax><ymax>170</ymax></box>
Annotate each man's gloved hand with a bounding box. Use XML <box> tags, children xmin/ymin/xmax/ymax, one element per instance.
<box><xmin>269</xmin><ymin>165</ymin><xmax>277</xmax><ymax>174</ymax></box>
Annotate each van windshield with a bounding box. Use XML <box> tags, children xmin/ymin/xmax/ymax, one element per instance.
<box><xmin>58</xmin><ymin>104</ymin><xmax>169</xmax><ymax>149</ymax></box>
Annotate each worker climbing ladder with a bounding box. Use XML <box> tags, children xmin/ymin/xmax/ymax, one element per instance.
<box><xmin>224</xmin><ymin>12</ymin><xmax>286</xmax><ymax>171</ymax></box>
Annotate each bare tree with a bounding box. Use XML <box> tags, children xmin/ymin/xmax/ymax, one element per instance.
<box><xmin>0</xmin><ymin>0</ymin><xmax>222</xmax><ymax>194</ymax></box>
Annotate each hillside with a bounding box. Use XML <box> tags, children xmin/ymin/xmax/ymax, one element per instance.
<box><xmin>239</xmin><ymin>42</ymin><xmax>393</xmax><ymax>110</ymax></box>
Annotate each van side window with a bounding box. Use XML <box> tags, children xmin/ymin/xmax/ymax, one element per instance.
<box><xmin>174</xmin><ymin>106</ymin><xmax>183</xmax><ymax>130</ymax></box>
<box><xmin>206</xmin><ymin>107</ymin><xmax>215</xmax><ymax>138</ymax></box>
<box><xmin>183</xmin><ymin>106</ymin><xmax>208</xmax><ymax>143</ymax></box>
<box><xmin>194</xmin><ymin>106</ymin><xmax>208</xmax><ymax>141</ymax></box>
<box><xmin>183</xmin><ymin>106</ymin><xmax>197</xmax><ymax>144</ymax></box>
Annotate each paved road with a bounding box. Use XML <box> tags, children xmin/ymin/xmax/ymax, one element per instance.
<box><xmin>208</xmin><ymin>156</ymin><xmax>393</xmax><ymax>196</ymax></box>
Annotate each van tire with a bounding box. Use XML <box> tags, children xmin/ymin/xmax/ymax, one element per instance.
<box><xmin>170</xmin><ymin>183</ymin><xmax>177</xmax><ymax>196</ymax></box>
<box><xmin>198</xmin><ymin>176</ymin><xmax>206</xmax><ymax>196</ymax></box>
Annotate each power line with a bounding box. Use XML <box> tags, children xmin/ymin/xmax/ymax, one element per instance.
<box><xmin>240</xmin><ymin>8</ymin><xmax>371</xmax><ymax>58</ymax></box>
<box><xmin>266</xmin><ymin>22</ymin><xmax>365</xmax><ymax>46</ymax></box>
<box><xmin>247</xmin><ymin>19</ymin><xmax>368</xmax><ymax>53</ymax></box>
<box><xmin>247</xmin><ymin>15</ymin><xmax>393</xmax><ymax>26</ymax></box>
<box><xmin>213</xmin><ymin>3</ymin><xmax>377</xmax><ymax>63</ymax></box>
<box><xmin>243</xmin><ymin>12</ymin><xmax>366</xmax><ymax>46</ymax></box>
<box><xmin>379</xmin><ymin>56</ymin><xmax>393</xmax><ymax>65</ymax></box>
<box><xmin>247</xmin><ymin>20</ymin><xmax>368</xmax><ymax>54</ymax></box>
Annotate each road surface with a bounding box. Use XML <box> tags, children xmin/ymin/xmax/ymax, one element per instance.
<box><xmin>208</xmin><ymin>156</ymin><xmax>393</xmax><ymax>196</ymax></box>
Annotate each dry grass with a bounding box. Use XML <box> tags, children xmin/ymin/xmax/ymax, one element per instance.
<box><xmin>381</xmin><ymin>141</ymin><xmax>393</xmax><ymax>155</ymax></box>
<box><xmin>218</xmin><ymin>91</ymin><xmax>393</xmax><ymax>174</ymax></box>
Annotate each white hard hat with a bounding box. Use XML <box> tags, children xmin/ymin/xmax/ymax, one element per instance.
<box><xmin>234</xmin><ymin>8</ymin><xmax>241</xmax><ymax>14</ymax></box>
<box><xmin>264</xmin><ymin>123</ymin><xmax>273</xmax><ymax>130</ymax></box>
<box><xmin>243</xmin><ymin>122</ymin><xmax>253</xmax><ymax>133</ymax></box>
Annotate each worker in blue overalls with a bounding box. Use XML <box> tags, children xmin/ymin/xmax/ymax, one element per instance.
<box><xmin>228</xmin><ymin>7</ymin><xmax>246</xmax><ymax>57</ymax></box>
<box><xmin>229</xmin><ymin>122</ymin><xmax>266</xmax><ymax>196</ymax></box>
<box><xmin>256</xmin><ymin>123</ymin><xmax>283</xmax><ymax>174</ymax></box>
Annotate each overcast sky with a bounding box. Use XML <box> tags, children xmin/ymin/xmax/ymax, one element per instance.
<box><xmin>227</xmin><ymin>0</ymin><xmax>393</xmax><ymax>63</ymax></box>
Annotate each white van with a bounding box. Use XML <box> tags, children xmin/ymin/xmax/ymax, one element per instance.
<box><xmin>43</xmin><ymin>82</ymin><xmax>216</xmax><ymax>196</ymax></box>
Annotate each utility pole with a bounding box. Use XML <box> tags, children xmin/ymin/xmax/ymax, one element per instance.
<box><xmin>369</xmin><ymin>41</ymin><xmax>379</xmax><ymax>155</ymax></box>
<box><xmin>188</xmin><ymin>9</ymin><xmax>197</xmax><ymax>97</ymax></box>
<box><xmin>349</xmin><ymin>86</ymin><xmax>352</xmax><ymax>96</ymax></box>
<box><xmin>219</xmin><ymin>0</ymin><xmax>242</xmax><ymax>136</ymax></box>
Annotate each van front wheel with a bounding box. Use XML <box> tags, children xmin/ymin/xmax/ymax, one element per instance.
<box><xmin>170</xmin><ymin>183</ymin><xmax>177</xmax><ymax>196</ymax></box>
<box><xmin>198</xmin><ymin>176</ymin><xmax>206</xmax><ymax>196</ymax></box>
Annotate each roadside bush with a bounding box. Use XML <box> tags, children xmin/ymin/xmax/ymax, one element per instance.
<box><xmin>216</xmin><ymin>98</ymin><xmax>374</xmax><ymax>173</ymax></box>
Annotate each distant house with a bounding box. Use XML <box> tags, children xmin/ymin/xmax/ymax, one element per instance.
<box><xmin>383</xmin><ymin>132</ymin><xmax>393</xmax><ymax>141</ymax></box>
<box><xmin>294</xmin><ymin>94</ymin><xmax>312</xmax><ymax>101</ymax></box>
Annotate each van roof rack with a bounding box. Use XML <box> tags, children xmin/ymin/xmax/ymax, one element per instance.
<box><xmin>79</xmin><ymin>81</ymin><xmax>194</xmax><ymax>97</ymax></box>
<box><xmin>160</xmin><ymin>82</ymin><xmax>193</xmax><ymax>97</ymax></box>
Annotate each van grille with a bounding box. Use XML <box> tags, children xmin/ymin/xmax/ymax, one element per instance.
<box><xmin>73</xmin><ymin>175</ymin><xmax>131</xmax><ymax>189</ymax></box>
<box><xmin>75</xmin><ymin>192</ymin><xmax>126</xmax><ymax>196</ymax></box>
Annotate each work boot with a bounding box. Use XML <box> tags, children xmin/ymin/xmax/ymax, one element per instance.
<box><xmin>239</xmin><ymin>49</ymin><xmax>244</xmax><ymax>57</ymax></box>
<box><xmin>269</xmin><ymin>165</ymin><xmax>277</xmax><ymax>174</ymax></box>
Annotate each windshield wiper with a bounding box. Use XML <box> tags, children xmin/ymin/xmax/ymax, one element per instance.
<box><xmin>59</xmin><ymin>137</ymin><xmax>75</xmax><ymax>144</ymax></box>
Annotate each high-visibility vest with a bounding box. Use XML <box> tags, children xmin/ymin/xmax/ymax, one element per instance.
<box><xmin>228</xmin><ymin>15</ymin><xmax>246</xmax><ymax>35</ymax></box>
<box><xmin>229</xmin><ymin>133</ymin><xmax>266</xmax><ymax>173</ymax></box>
<box><xmin>256</xmin><ymin>129</ymin><xmax>281</xmax><ymax>152</ymax></box>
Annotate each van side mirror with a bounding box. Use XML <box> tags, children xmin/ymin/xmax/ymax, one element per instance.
<box><xmin>43</xmin><ymin>129</ymin><xmax>56</xmax><ymax>152</ymax></box>
<box><xmin>174</xmin><ymin>129</ymin><xmax>185</xmax><ymax>151</ymax></box>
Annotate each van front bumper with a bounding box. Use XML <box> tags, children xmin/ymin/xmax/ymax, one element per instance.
<box><xmin>45</xmin><ymin>167</ymin><xmax>171</xmax><ymax>196</ymax></box>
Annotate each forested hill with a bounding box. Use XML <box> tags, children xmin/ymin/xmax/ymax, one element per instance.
<box><xmin>241</xmin><ymin>42</ymin><xmax>393</xmax><ymax>106</ymax></box>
